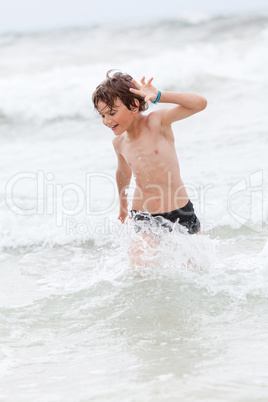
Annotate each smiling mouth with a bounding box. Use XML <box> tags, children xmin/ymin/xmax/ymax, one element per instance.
<box><xmin>110</xmin><ymin>124</ymin><xmax>118</xmax><ymax>130</ymax></box>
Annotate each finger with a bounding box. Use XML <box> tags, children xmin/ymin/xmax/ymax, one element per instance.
<box><xmin>129</xmin><ymin>87</ymin><xmax>140</xmax><ymax>95</ymax></box>
<box><xmin>145</xmin><ymin>95</ymin><xmax>151</xmax><ymax>103</ymax></box>
<box><xmin>141</xmin><ymin>76</ymin><xmax>146</xmax><ymax>86</ymax></box>
<box><xmin>148</xmin><ymin>77</ymin><xmax>154</xmax><ymax>85</ymax></box>
<box><xmin>132</xmin><ymin>78</ymin><xmax>141</xmax><ymax>89</ymax></box>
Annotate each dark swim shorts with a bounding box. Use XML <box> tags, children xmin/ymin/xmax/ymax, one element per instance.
<box><xmin>131</xmin><ymin>199</ymin><xmax>200</xmax><ymax>235</ymax></box>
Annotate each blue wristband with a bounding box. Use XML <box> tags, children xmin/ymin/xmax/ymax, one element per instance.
<box><xmin>151</xmin><ymin>90</ymin><xmax>161</xmax><ymax>104</ymax></box>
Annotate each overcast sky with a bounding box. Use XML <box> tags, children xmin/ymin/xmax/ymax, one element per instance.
<box><xmin>1</xmin><ymin>0</ymin><xmax>268</xmax><ymax>33</ymax></box>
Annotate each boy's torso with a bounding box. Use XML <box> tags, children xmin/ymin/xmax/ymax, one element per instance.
<box><xmin>116</xmin><ymin>112</ymin><xmax>189</xmax><ymax>214</ymax></box>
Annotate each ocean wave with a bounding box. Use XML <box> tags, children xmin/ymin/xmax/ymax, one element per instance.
<box><xmin>0</xmin><ymin>15</ymin><xmax>267</xmax><ymax>125</ymax></box>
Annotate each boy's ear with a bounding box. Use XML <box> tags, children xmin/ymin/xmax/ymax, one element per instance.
<box><xmin>131</xmin><ymin>99</ymin><xmax>140</xmax><ymax>113</ymax></box>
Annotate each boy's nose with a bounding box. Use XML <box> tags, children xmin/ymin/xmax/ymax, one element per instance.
<box><xmin>103</xmin><ymin>116</ymin><xmax>112</xmax><ymax>126</ymax></box>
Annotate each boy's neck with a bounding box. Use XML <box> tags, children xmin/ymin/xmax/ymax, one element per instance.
<box><xmin>126</xmin><ymin>113</ymin><xmax>145</xmax><ymax>139</ymax></box>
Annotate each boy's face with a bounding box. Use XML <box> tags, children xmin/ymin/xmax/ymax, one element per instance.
<box><xmin>97</xmin><ymin>98</ymin><xmax>135</xmax><ymax>135</ymax></box>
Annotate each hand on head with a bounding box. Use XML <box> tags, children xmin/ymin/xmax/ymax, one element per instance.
<box><xmin>130</xmin><ymin>76</ymin><xmax>158</xmax><ymax>103</ymax></box>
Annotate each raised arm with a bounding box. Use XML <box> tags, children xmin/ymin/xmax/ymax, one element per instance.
<box><xmin>130</xmin><ymin>76</ymin><xmax>207</xmax><ymax>126</ymax></box>
<box><xmin>113</xmin><ymin>138</ymin><xmax>132</xmax><ymax>223</ymax></box>
<box><xmin>155</xmin><ymin>91</ymin><xmax>207</xmax><ymax>125</ymax></box>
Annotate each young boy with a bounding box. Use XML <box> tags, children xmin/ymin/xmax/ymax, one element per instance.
<box><xmin>92</xmin><ymin>71</ymin><xmax>207</xmax><ymax>235</ymax></box>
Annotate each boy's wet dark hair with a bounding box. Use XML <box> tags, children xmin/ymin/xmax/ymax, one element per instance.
<box><xmin>92</xmin><ymin>70</ymin><xmax>148</xmax><ymax>112</ymax></box>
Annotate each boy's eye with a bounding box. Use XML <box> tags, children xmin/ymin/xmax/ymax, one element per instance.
<box><xmin>100</xmin><ymin>110</ymin><xmax>116</xmax><ymax>118</ymax></box>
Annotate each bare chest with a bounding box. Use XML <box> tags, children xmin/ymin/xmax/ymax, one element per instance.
<box><xmin>122</xmin><ymin>135</ymin><xmax>160</xmax><ymax>171</ymax></box>
<box><xmin>121</xmin><ymin>131</ymin><xmax>175</xmax><ymax>177</ymax></box>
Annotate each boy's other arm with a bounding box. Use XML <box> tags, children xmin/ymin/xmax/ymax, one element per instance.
<box><xmin>130</xmin><ymin>77</ymin><xmax>207</xmax><ymax>125</ymax></box>
<box><xmin>113</xmin><ymin>139</ymin><xmax>132</xmax><ymax>223</ymax></box>
<box><xmin>157</xmin><ymin>91</ymin><xmax>207</xmax><ymax>125</ymax></box>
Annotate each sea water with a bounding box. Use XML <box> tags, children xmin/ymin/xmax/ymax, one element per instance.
<box><xmin>0</xmin><ymin>14</ymin><xmax>268</xmax><ymax>401</ymax></box>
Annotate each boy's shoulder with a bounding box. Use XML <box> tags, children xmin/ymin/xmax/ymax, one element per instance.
<box><xmin>146</xmin><ymin>109</ymin><xmax>169</xmax><ymax>125</ymax></box>
<box><xmin>145</xmin><ymin>110</ymin><xmax>165</xmax><ymax>131</ymax></box>
<box><xmin>112</xmin><ymin>134</ymin><xmax>124</xmax><ymax>153</ymax></box>
<box><xmin>146</xmin><ymin>110</ymin><xmax>161</xmax><ymax>122</ymax></box>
